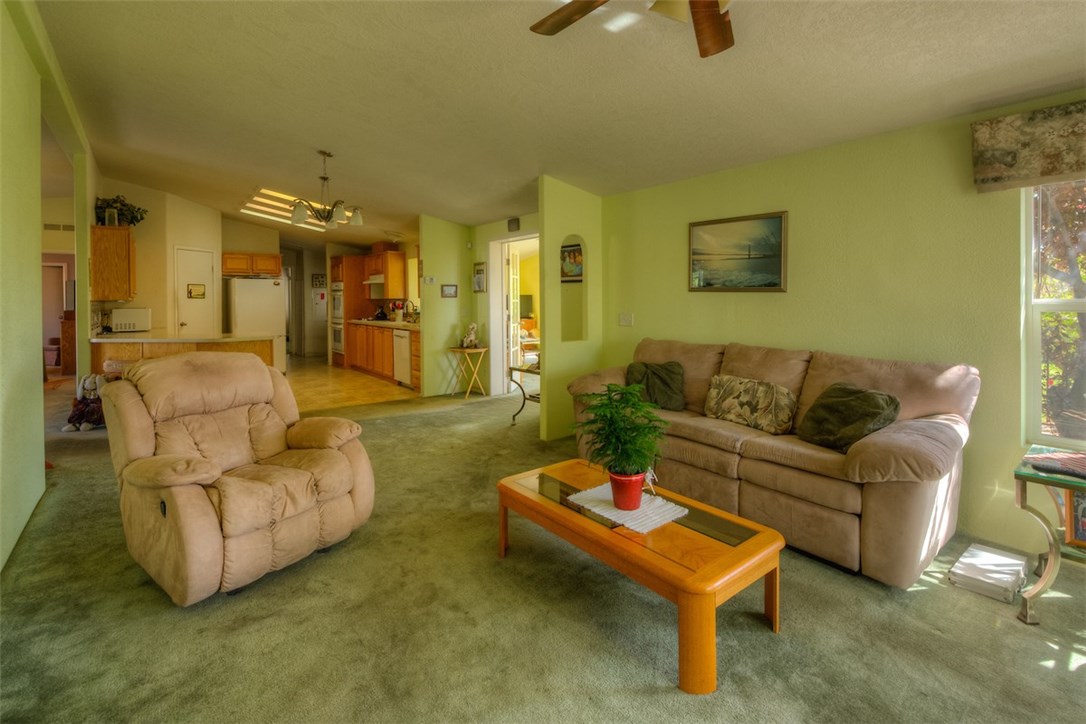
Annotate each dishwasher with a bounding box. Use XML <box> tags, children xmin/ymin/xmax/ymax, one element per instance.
<box><xmin>392</xmin><ymin>329</ymin><xmax>412</xmax><ymax>386</ymax></box>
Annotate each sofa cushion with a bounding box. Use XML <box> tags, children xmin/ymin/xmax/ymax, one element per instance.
<box><xmin>633</xmin><ymin>338</ymin><xmax>726</xmax><ymax>413</ymax></box>
<box><xmin>796</xmin><ymin>350</ymin><xmax>981</xmax><ymax>424</ymax></box>
<box><xmin>738</xmin><ymin>458</ymin><xmax>863</xmax><ymax>514</ymax></box>
<box><xmin>740</xmin><ymin>434</ymin><xmax>852</xmax><ymax>482</ymax></box>
<box><xmin>126</xmin><ymin>351</ymin><xmax>274</xmax><ymax>422</ymax></box>
<box><xmin>720</xmin><ymin>343</ymin><xmax>812</xmax><ymax>398</ymax></box>
<box><xmin>704</xmin><ymin>374</ymin><xmax>798</xmax><ymax>434</ymax></box>
<box><xmin>660</xmin><ymin>436</ymin><xmax>741</xmax><ymax>479</ymax></box>
<box><xmin>626</xmin><ymin>361</ymin><xmax>685</xmax><ymax>411</ymax></box>
<box><xmin>796</xmin><ymin>383</ymin><xmax>900</xmax><ymax>452</ymax></box>
<box><xmin>657</xmin><ymin>408</ymin><xmax>769</xmax><ymax>454</ymax></box>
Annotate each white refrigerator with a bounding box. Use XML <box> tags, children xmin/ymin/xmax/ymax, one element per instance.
<box><xmin>223</xmin><ymin>277</ymin><xmax>287</xmax><ymax>372</ymax></box>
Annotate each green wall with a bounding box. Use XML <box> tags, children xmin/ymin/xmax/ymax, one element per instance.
<box><xmin>538</xmin><ymin>176</ymin><xmax>605</xmax><ymax>441</ymax></box>
<box><xmin>1</xmin><ymin>2</ymin><xmax>46</xmax><ymax>568</ymax></box>
<box><xmin>419</xmin><ymin>214</ymin><xmax>471</xmax><ymax>396</ymax></box>
<box><xmin>594</xmin><ymin>90</ymin><xmax>1086</xmax><ymax>552</ymax></box>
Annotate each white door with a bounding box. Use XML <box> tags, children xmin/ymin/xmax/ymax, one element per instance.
<box><xmin>508</xmin><ymin>248</ymin><xmax>521</xmax><ymax>374</ymax></box>
<box><xmin>175</xmin><ymin>248</ymin><xmax>216</xmax><ymax>338</ymax></box>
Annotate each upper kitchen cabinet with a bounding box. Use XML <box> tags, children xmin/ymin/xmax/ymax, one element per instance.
<box><xmin>365</xmin><ymin>251</ymin><xmax>406</xmax><ymax>300</ymax></box>
<box><xmin>222</xmin><ymin>252</ymin><xmax>282</xmax><ymax>277</ymax></box>
<box><xmin>91</xmin><ymin>226</ymin><xmax>136</xmax><ymax>301</ymax></box>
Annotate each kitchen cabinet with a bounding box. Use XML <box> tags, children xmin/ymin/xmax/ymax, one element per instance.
<box><xmin>330</xmin><ymin>256</ymin><xmax>344</xmax><ymax>283</ymax></box>
<box><xmin>363</xmin><ymin>251</ymin><xmax>406</xmax><ymax>300</ymax></box>
<box><xmin>91</xmin><ymin>226</ymin><xmax>136</xmax><ymax>301</ymax></box>
<box><xmin>410</xmin><ymin>330</ymin><xmax>421</xmax><ymax>390</ymax></box>
<box><xmin>346</xmin><ymin>321</ymin><xmax>399</xmax><ymax>381</ymax></box>
<box><xmin>222</xmin><ymin>252</ymin><xmax>282</xmax><ymax>277</ymax></box>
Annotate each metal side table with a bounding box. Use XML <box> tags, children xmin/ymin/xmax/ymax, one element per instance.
<box><xmin>1012</xmin><ymin>445</ymin><xmax>1086</xmax><ymax>624</ymax></box>
<box><xmin>509</xmin><ymin>362</ymin><xmax>540</xmax><ymax>424</ymax></box>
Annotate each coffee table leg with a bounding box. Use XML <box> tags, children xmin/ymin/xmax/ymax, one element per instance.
<box><xmin>764</xmin><ymin>564</ymin><xmax>780</xmax><ymax>633</ymax></box>
<box><xmin>677</xmin><ymin>591</ymin><xmax>717</xmax><ymax>694</ymax></box>
<box><xmin>498</xmin><ymin>500</ymin><xmax>508</xmax><ymax>558</ymax></box>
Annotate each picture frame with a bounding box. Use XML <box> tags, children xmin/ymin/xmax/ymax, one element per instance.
<box><xmin>560</xmin><ymin>243</ymin><xmax>583</xmax><ymax>283</ymax></box>
<box><xmin>441</xmin><ymin>284</ymin><xmax>458</xmax><ymax>298</ymax></box>
<box><xmin>312</xmin><ymin>273</ymin><xmax>326</xmax><ymax>288</ymax></box>
<box><xmin>1066</xmin><ymin>489</ymin><xmax>1086</xmax><ymax>548</ymax></box>
<box><xmin>186</xmin><ymin>283</ymin><xmax>206</xmax><ymax>300</ymax></box>
<box><xmin>689</xmin><ymin>211</ymin><xmax>787</xmax><ymax>292</ymax></box>
<box><xmin>472</xmin><ymin>262</ymin><xmax>487</xmax><ymax>293</ymax></box>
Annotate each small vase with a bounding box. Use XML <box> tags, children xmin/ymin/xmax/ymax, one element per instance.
<box><xmin>609</xmin><ymin>471</ymin><xmax>645</xmax><ymax>511</ymax></box>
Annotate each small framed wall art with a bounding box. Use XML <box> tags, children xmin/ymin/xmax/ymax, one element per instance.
<box><xmin>689</xmin><ymin>211</ymin><xmax>787</xmax><ymax>292</ymax></box>
<box><xmin>441</xmin><ymin>284</ymin><xmax>458</xmax><ymax>298</ymax></box>
<box><xmin>560</xmin><ymin>243</ymin><xmax>583</xmax><ymax>283</ymax></box>
<box><xmin>472</xmin><ymin>262</ymin><xmax>487</xmax><ymax>293</ymax></box>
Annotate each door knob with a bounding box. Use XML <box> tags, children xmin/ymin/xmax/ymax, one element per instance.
<box><xmin>179</xmin><ymin>321</ymin><xmax>188</xmax><ymax>327</ymax></box>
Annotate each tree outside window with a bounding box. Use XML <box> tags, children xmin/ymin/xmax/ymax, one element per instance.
<box><xmin>1031</xmin><ymin>179</ymin><xmax>1086</xmax><ymax>444</ymax></box>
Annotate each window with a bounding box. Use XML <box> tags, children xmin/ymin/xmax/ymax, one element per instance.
<box><xmin>1025</xmin><ymin>179</ymin><xmax>1086</xmax><ymax>449</ymax></box>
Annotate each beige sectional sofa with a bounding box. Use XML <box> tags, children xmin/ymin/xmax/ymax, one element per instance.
<box><xmin>568</xmin><ymin>338</ymin><xmax>981</xmax><ymax>588</ymax></box>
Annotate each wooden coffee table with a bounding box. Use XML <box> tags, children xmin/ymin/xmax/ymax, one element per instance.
<box><xmin>497</xmin><ymin>459</ymin><xmax>784</xmax><ymax>694</ymax></box>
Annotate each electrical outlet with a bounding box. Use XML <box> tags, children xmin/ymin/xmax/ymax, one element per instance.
<box><xmin>618</xmin><ymin>313</ymin><xmax>634</xmax><ymax>327</ymax></box>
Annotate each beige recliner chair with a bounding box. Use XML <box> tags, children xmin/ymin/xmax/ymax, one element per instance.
<box><xmin>100</xmin><ymin>351</ymin><xmax>375</xmax><ymax>606</ymax></box>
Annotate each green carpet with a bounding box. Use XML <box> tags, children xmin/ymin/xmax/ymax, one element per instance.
<box><xmin>2</xmin><ymin>386</ymin><xmax>1083</xmax><ymax>722</ymax></box>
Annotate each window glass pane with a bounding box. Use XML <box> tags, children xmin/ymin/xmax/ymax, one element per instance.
<box><xmin>1033</xmin><ymin>180</ymin><xmax>1086</xmax><ymax>301</ymax></box>
<box><xmin>1039</xmin><ymin>311</ymin><xmax>1086</xmax><ymax>442</ymax></box>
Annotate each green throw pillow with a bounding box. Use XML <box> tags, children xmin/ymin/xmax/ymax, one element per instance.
<box><xmin>626</xmin><ymin>361</ymin><xmax>685</xmax><ymax>411</ymax></box>
<box><xmin>796</xmin><ymin>382</ymin><xmax>900</xmax><ymax>452</ymax></box>
<box><xmin>704</xmin><ymin>374</ymin><xmax>798</xmax><ymax>434</ymax></box>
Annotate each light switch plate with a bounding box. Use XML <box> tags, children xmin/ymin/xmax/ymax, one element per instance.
<box><xmin>618</xmin><ymin>313</ymin><xmax>634</xmax><ymax>327</ymax></box>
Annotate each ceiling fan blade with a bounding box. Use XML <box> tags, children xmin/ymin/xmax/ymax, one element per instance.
<box><xmin>530</xmin><ymin>0</ymin><xmax>611</xmax><ymax>36</ymax></box>
<box><xmin>689</xmin><ymin>1</ymin><xmax>735</xmax><ymax>57</ymax></box>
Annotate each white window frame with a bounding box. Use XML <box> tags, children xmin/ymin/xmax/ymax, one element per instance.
<box><xmin>1022</xmin><ymin>183</ymin><xmax>1086</xmax><ymax>452</ymax></box>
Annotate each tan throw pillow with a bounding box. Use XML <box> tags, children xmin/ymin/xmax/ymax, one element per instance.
<box><xmin>704</xmin><ymin>374</ymin><xmax>798</xmax><ymax>434</ymax></box>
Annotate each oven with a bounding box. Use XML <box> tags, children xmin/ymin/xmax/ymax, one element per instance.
<box><xmin>331</xmin><ymin>323</ymin><xmax>344</xmax><ymax>354</ymax></box>
<box><xmin>330</xmin><ymin>281</ymin><xmax>344</xmax><ymax>324</ymax></box>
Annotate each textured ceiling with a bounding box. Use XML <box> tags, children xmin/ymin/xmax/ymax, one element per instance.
<box><xmin>37</xmin><ymin>0</ymin><xmax>1086</xmax><ymax>249</ymax></box>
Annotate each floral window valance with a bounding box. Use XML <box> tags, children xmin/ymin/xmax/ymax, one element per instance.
<box><xmin>971</xmin><ymin>100</ymin><xmax>1085</xmax><ymax>192</ymax></box>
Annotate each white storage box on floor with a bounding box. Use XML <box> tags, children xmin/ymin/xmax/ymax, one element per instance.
<box><xmin>948</xmin><ymin>543</ymin><xmax>1029</xmax><ymax>603</ymax></box>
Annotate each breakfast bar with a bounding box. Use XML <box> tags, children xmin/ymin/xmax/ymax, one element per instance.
<box><xmin>90</xmin><ymin>335</ymin><xmax>275</xmax><ymax>373</ymax></box>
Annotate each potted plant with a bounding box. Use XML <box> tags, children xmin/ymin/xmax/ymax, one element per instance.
<box><xmin>95</xmin><ymin>195</ymin><xmax>148</xmax><ymax>226</ymax></box>
<box><xmin>575</xmin><ymin>383</ymin><xmax>666</xmax><ymax>510</ymax></box>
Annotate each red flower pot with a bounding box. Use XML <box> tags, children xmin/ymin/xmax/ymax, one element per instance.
<box><xmin>609</xmin><ymin>471</ymin><xmax>646</xmax><ymax>511</ymax></box>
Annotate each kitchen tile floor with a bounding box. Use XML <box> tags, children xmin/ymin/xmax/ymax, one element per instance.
<box><xmin>285</xmin><ymin>355</ymin><xmax>418</xmax><ymax>412</ymax></box>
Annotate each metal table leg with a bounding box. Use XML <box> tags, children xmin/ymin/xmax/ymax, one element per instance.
<box><xmin>1016</xmin><ymin>480</ymin><xmax>1062</xmax><ymax>624</ymax></box>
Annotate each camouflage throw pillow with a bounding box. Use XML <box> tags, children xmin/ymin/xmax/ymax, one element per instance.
<box><xmin>704</xmin><ymin>374</ymin><xmax>798</xmax><ymax>434</ymax></box>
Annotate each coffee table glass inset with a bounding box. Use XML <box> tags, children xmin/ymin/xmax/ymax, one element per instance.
<box><xmin>497</xmin><ymin>459</ymin><xmax>784</xmax><ymax>694</ymax></box>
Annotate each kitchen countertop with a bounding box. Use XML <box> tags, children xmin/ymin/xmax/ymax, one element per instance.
<box><xmin>347</xmin><ymin>319</ymin><xmax>420</xmax><ymax>331</ymax></box>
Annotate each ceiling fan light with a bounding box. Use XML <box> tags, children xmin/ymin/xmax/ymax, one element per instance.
<box><xmin>349</xmin><ymin>207</ymin><xmax>364</xmax><ymax>226</ymax></box>
<box><xmin>333</xmin><ymin>203</ymin><xmax>347</xmax><ymax>224</ymax></box>
<box><xmin>291</xmin><ymin>201</ymin><xmax>308</xmax><ymax>225</ymax></box>
<box><xmin>325</xmin><ymin>217</ymin><xmax>337</xmax><ymax>230</ymax></box>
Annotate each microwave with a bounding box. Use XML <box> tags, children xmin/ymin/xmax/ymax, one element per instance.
<box><xmin>111</xmin><ymin>308</ymin><xmax>152</xmax><ymax>332</ymax></box>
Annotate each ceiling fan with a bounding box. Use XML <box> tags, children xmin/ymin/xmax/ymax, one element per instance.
<box><xmin>530</xmin><ymin>0</ymin><xmax>735</xmax><ymax>58</ymax></box>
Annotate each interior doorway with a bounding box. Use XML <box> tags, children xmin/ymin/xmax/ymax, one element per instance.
<box><xmin>487</xmin><ymin>236</ymin><xmax>539</xmax><ymax>397</ymax></box>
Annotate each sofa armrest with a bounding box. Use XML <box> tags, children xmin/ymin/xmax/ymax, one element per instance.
<box><xmin>287</xmin><ymin>417</ymin><xmax>362</xmax><ymax>449</ymax></box>
<box><xmin>122</xmin><ymin>454</ymin><xmax>221</xmax><ymax>489</ymax></box>
<box><xmin>567</xmin><ymin>366</ymin><xmax>626</xmax><ymax>399</ymax></box>
<box><xmin>845</xmin><ymin>414</ymin><xmax>970</xmax><ymax>483</ymax></box>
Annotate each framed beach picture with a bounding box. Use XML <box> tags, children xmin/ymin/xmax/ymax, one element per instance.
<box><xmin>472</xmin><ymin>262</ymin><xmax>487</xmax><ymax>293</ymax></box>
<box><xmin>689</xmin><ymin>211</ymin><xmax>787</xmax><ymax>292</ymax></box>
<box><xmin>441</xmin><ymin>284</ymin><xmax>458</xmax><ymax>298</ymax></box>
<box><xmin>560</xmin><ymin>243</ymin><xmax>583</xmax><ymax>283</ymax></box>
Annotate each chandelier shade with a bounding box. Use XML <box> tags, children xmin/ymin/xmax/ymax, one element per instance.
<box><xmin>290</xmin><ymin>150</ymin><xmax>363</xmax><ymax>230</ymax></box>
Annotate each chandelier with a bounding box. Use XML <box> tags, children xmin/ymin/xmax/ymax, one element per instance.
<box><xmin>291</xmin><ymin>150</ymin><xmax>363</xmax><ymax>229</ymax></box>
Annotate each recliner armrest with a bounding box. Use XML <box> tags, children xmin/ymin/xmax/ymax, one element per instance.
<box><xmin>122</xmin><ymin>454</ymin><xmax>221</xmax><ymax>489</ymax></box>
<box><xmin>845</xmin><ymin>414</ymin><xmax>970</xmax><ymax>483</ymax></box>
<box><xmin>287</xmin><ymin>417</ymin><xmax>362</xmax><ymax>450</ymax></box>
<box><xmin>567</xmin><ymin>366</ymin><xmax>626</xmax><ymax>398</ymax></box>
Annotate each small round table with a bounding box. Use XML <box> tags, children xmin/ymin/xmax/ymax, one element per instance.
<box><xmin>448</xmin><ymin>347</ymin><xmax>488</xmax><ymax>399</ymax></box>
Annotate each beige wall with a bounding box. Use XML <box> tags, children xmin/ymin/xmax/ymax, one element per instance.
<box><xmin>222</xmin><ymin>217</ymin><xmax>279</xmax><ymax>253</ymax></box>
